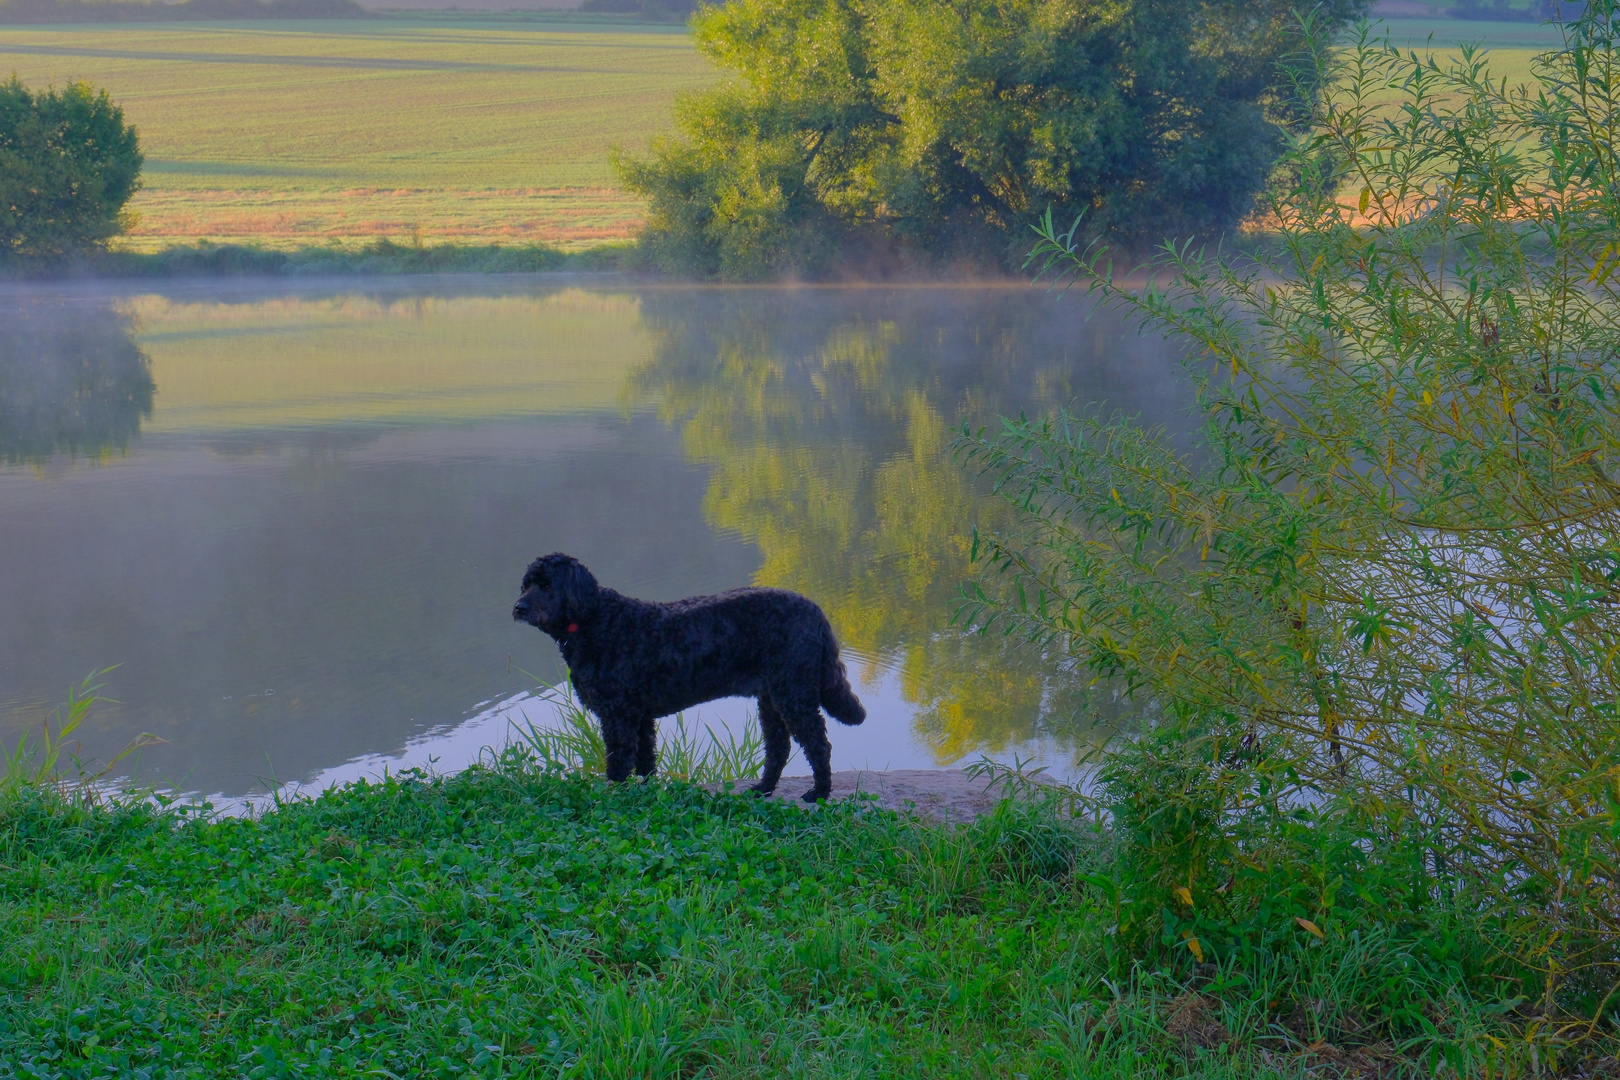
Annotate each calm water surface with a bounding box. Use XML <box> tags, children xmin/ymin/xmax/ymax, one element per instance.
<box><xmin>0</xmin><ymin>279</ymin><xmax>1189</xmax><ymax>798</ymax></box>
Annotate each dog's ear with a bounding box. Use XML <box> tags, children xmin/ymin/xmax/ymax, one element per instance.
<box><xmin>549</xmin><ymin>555</ymin><xmax>599</xmax><ymax>618</ymax></box>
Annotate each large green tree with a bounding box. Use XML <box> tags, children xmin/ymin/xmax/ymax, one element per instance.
<box><xmin>0</xmin><ymin>78</ymin><xmax>142</xmax><ymax>263</ymax></box>
<box><xmin>618</xmin><ymin>0</ymin><xmax>1366</xmax><ymax>278</ymax></box>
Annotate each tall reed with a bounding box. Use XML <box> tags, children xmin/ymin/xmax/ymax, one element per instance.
<box><xmin>0</xmin><ymin>669</ymin><xmax>160</xmax><ymax>803</ymax></box>
<box><xmin>503</xmin><ymin>679</ymin><xmax>764</xmax><ymax>785</ymax></box>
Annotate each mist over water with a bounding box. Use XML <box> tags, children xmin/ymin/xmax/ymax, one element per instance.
<box><xmin>0</xmin><ymin>280</ymin><xmax>1191</xmax><ymax>797</ymax></box>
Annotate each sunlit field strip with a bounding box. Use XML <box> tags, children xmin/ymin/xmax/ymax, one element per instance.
<box><xmin>113</xmin><ymin>186</ymin><xmax>644</xmax><ymax>251</ymax></box>
<box><xmin>1313</xmin><ymin>19</ymin><xmax>1584</xmax><ymax>227</ymax></box>
<box><xmin>0</xmin><ymin>17</ymin><xmax>716</xmax><ymax>247</ymax></box>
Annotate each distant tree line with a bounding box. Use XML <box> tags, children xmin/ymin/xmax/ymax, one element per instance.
<box><xmin>617</xmin><ymin>0</ymin><xmax>1369</xmax><ymax>279</ymax></box>
<box><xmin>0</xmin><ymin>0</ymin><xmax>364</xmax><ymax>23</ymax></box>
<box><xmin>579</xmin><ymin>0</ymin><xmax>696</xmax><ymax>21</ymax></box>
<box><xmin>0</xmin><ymin>78</ymin><xmax>142</xmax><ymax>264</ymax></box>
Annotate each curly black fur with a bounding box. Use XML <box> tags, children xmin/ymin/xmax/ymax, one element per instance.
<box><xmin>511</xmin><ymin>553</ymin><xmax>866</xmax><ymax>802</ymax></box>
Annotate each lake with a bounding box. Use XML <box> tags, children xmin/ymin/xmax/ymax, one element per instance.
<box><xmin>0</xmin><ymin>279</ymin><xmax>1190</xmax><ymax>801</ymax></box>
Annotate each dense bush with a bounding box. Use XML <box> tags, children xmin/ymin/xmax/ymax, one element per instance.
<box><xmin>617</xmin><ymin>0</ymin><xmax>1366</xmax><ymax>279</ymax></box>
<box><xmin>962</xmin><ymin>0</ymin><xmax>1620</xmax><ymax>1049</ymax></box>
<box><xmin>0</xmin><ymin>77</ymin><xmax>142</xmax><ymax>263</ymax></box>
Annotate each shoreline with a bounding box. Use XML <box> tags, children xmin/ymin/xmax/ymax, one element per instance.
<box><xmin>0</xmin><ymin>257</ymin><xmax>1053</xmax><ymax>290</ymax></box>
<box><xmin>735</xmin><ymin>768</ymin><xmax>1062</xmax><ymax>824</ymax></box>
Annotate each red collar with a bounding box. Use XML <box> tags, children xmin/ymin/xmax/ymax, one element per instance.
<box><xmin>566</xmin><ymin>622</ymin><xmax>579</xmax><ymax>634</ymax></box>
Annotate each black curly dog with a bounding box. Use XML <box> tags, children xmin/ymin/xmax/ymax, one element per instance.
<box><xmin>511</xmin><ymin>553</ymin><xmax>866</xmax><ymax>802</ymax></box>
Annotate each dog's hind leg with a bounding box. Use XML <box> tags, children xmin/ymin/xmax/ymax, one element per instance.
<box><xmin>750</xmin><ymin>696</ymin><xmax>791</xmax><ymax>796</ymax></box>
<box><xmin>635</xmin><ymin>719</ymin><xmax>657</xmax><ymax>778</ymax></box>
<box><xmin>782</xmin><ymin>697</ymin><xmax>833</xmax><ymax>803</ymax></box>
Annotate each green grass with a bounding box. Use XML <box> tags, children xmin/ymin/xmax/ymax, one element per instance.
<box><xmin>0</xmin><ymin>750</ymin><xmax>1526</xmax><ymax>1079</ymax></box>
<box><xmin>0</xmin><ymin>15</ymin><xmax>718</xmax><ymax>250</ymax></box>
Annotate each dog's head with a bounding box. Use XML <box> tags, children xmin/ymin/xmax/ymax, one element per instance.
<box><xmin>512</xmin><ymin>553</ymin><xmax>600</xmax><ymax>635</ymax></box>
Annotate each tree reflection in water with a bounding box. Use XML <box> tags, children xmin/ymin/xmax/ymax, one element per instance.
<box><xmin>0</xmin><ymin>297</ymin><xmax>154</xmax><ymax>464</ymax></box>
<box><xmin>630</xmin><ymin>287</ymin><xmax>1189</xmax><ymax>764</ymax></box>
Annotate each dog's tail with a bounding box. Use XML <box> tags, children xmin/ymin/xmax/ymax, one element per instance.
<box><xmin>820</xmin><ymin>635</ymin><xmax>866</xmax><ymax>726</ymax></box>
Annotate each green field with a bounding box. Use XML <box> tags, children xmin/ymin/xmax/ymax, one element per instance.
<box><xmin>1375</xmin><ymin>16</ymin><xmax>1574</xmax><ymax>50</ymax></box>
<box><xmin>0</xmin><ymin>15</ymin><xmax>1564</xmax><ymax>255</ymax></box>
<box><xmin>0</xmin><ymin>16</ymin><xmax>718</xmax><ymax>250</ymax></box>
<box><xmin>1365</xmin><ymin>16</ymin><xmax>1564</xmax><ymax>86</ymax></box>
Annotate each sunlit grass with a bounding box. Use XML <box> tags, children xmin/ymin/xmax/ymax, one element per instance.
<box><xmin>0</xmin><ymin>16</ymin><xmax>719</xmax><ymax>249</ymax></box>
<box><xmin>111</xmin><ymin>186</ymin><xmax>648</xmax><ymax>253</ymax></box>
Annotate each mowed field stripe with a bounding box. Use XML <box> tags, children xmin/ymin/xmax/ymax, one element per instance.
<box><xmin>0</xmin><ymin>18</ymin><xmax>717</xmax><ymax>248</ymax></box>
<box><xmin>0</xmin><ymin>40</ymin><xmax>638</xmax><ymax>74</ymax></box>
<box><xmin>113</xmin><ymin>186</ymin><xmax>647</xmax><ymax>250</ymax></box>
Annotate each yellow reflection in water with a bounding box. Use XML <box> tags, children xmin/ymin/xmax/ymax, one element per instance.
<box><xmin>632</xmin><ymin>290</ymin><xmax>1114</xmax><ymax>763</ymax></box>
<box><xmin>125</xmin><ymin>289</ymin><xmax>651</xmax><ymax>432</ymax></box>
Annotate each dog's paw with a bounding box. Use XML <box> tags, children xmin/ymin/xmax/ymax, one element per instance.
<box><xmin>801</xmin><ymin>788</ymin><xmax>829</xmax><ymax>804</ymax></box>
<box><xmin>748</xmin><ymin>782</ymin><xmax>776</xmax><ymax>797</ymax></box>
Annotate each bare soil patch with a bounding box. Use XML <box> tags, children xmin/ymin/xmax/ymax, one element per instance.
<box><xmin>711</xmin><ymin>768</ymin><xmax>1045</xmax><ymax>824</ymax></box>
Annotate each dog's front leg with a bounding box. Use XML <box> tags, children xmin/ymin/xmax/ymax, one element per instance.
<box><xmin>750</xmin><ymin>696</ymin><xmax>791</xmax><ymax>796</ymax></box>
<box><xmin>602</xmin><ymin>713</ymin><xmax>637</xmax><ymax>782</ymax></box>
<box><xmin>635</xmin><ymin>720</ymin><xmax>657</xmax><ymax>778</ymax></box>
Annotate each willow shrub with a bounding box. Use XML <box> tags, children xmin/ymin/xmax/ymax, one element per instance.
<box><xmin>961</xmin><ymin>4</ymin><xmax>1620</xmax><ymax>1032</ymax></box>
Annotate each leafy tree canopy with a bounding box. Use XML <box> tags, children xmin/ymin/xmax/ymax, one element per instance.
<box><xmin>618</xmin><ymin>0</ymin><xmax>1366</xmax><ymax>278</ymax></box>
<box><xmin>0</xmin><ymin>77</ymin><xmax>142</xmax><ymax>263</ymax></box>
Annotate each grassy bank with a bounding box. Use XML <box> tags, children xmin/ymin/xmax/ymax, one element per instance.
<box><xmin>35</xmin><ymin>238</ymin><xmax>639</xmax><ymax>277</ymax></box>
<box><xmin>0</xmin><ymin>753</ymin><xmax>1527</xmax><ymax>1079</ymax></box>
